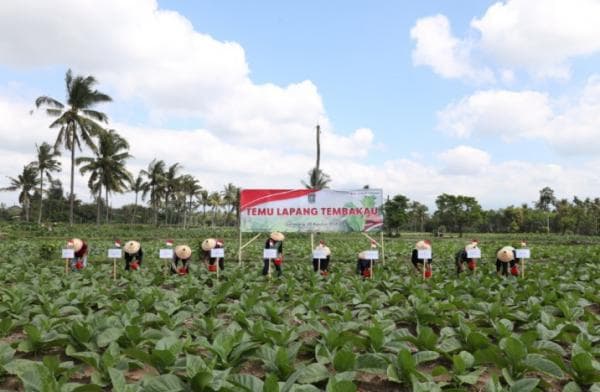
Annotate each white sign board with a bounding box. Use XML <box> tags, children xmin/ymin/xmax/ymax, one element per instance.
<box><xmin>159</xmin><ymin>249</ymin><xmax>174</xmax><ymax>259</ymax></box>
<box><xmin>263</xmin><ymin>249</ymin><xmax>278</xmax><ymax>259</ymax></box>
<box><xmin>107</xmin><ymin>249</ymin><xmax>122</xmax><ymax>258</ymax></box>
<box><xmin>364</xmin><ymin>250</ymin><xmax>379</xmax><ymax>260</ymax></box>
<box><xmin>61</xmin><ymin>249</ymin><xmax>75</xmax><ymax>259</ymax></box>
<box><xmin>466</xmin><ymin>248</ymin><xmax>481</xmax><ymax>259</ymax></box>
<box><xmin>210</xmin><ymin>248</ymin><xmax>225</xmax><ymax>258</ymax></box>
<box><xmin>417</xmin><ymin>249</ymin><xmax>432</xmax><ymax>259</ymax></box>
<box><xmin>515</xmin><ymin>248</ymin><xmax>530</xmax><ymax>259</ymax></box>
<box><xmin>313</xmin><ymin>250</ymin><xmax>327</xmax><ymax>259</ymax></box>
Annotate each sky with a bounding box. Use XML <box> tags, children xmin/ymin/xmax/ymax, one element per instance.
<box><xmin>2</xmin><ymin>0</ymin><xmax>600</xmax><ymax>210</ymax></box>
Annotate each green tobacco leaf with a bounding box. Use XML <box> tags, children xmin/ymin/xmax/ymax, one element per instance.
<box><xmin>142</xmin><ymin>374</ymin><xmax>185</xmax><ymax>392</ymax></box>
<box><xmin>333</xmin><ymin>350</ymin><xmax>356</xmax><ymax>372</ymax></box>
<box><xmin>413</xmin><ymin>351</ymin><xmax>439</xmax><ymax>365</ymax></box>
<box><xmin>264</xmin><ymin>374</ymin><xmax>280</xmax><ymax>392</ymax></box>
<box><xmin>523</xmin><ymin>354</ymin><xmax>563</xmax><ymax>378</ymax></box>
<box><xmin>356</xmin><ymin>353</ymin><xmax>387</xmax><ymax>373</ymax></box>
<box><xmin>562</xmin><ymin>381</ymin><xmax>583</xmax><ymax>392</ymax></box>
<box><xmin>297</xmin><ymin>363</ymin><xmax>330</xmax><ymax>384</ymax></box>
<box><xmin>229</xmin><ymin>374</ymin><xmax>264</xmax><ymax>392</ymax></box>
<box><xmin>96</xmin><ymin>327</ymin><xmax>123</xmax><ymax>348</ymax></box>
<box><xmin>509</xmin><ymin>378</ymin><xmax>539</xmax><ymax>392</ymax></box>
<box><xmin>457</xmin><ymin>368</ymin><xmax>485</xmax><ymax>385</ymax></box>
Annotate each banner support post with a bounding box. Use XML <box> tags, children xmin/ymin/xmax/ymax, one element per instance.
<box><xmin>238</xmin><ymin>229</ymin><xmax>242</xmax><ymax>265</ymax></box>
<box><xmin>380</xmin><ymin>231</ymin><xmax>385</xmax><ymax>265</ymax></box>
<box><xmin>310</xmin><ymin>232</ymin><xmax>314</xmax><ymax>252</ymax></box>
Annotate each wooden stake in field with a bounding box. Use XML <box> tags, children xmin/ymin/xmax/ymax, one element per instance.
<box><xmin>369</xmin><ymin>257</ymin><xmax>374</xmax><ymax>279</ymax></box>
<box><xmin>521</xmin><ymin>258</ymin><xmax>525</xmax><ymax>278</ymax></box>
<box><xmin>380</xmin><ymin>231</ymin><xmax>385</xmax><ymax>265</ymax></box>
<box><xmin>65</xmin><ymin>258</ymin><xmax>69</xmax><ymax>275</ymax></box>
<box><xmin>112</xmin><ymin>258</ymin><xmax>117</xmax><ymax>281</ymax></box>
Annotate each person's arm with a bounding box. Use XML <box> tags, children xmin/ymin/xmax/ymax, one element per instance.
<box><xmin>277</xmin><ymin>241</ymin><xmax>283</xmax><ymax>258</ymax></box>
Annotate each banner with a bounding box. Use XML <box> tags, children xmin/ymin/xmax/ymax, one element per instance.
<box><xmin>240</xmin><ymin>189</ymin><xmax>383</xmax><ymax>232</ymax></box>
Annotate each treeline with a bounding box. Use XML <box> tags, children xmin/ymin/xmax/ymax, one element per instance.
<box><xmin>384</xmin><ymin>187</ymin><xmax>600</xmax><ymax>236</ymax></box>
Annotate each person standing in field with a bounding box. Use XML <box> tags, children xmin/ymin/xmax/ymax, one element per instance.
<box><xmin>411</xmin><ymin>240</ymin><xmax>433</xmax><ymax>278</ymax></box>
<box><xmin>263</xmin><ymin>232</ymin><xmax>284</xmax><ymax>277</ymax></box>
<box><xmin>171</xmin><ymin>245</ymin><xmax>192</xmax><ymax>275</ymax></box>
<box><xmin>201</xmin><ymin>238</ymin><xmax>224</xmax><ymax>272</ymax></box>
<box><xmin>356</xmin><ymin>240</ymin><xmax>377</xmax><ymax>277</ymax></box>
<box><xmin>68</xmin><ymin>238</ymin><xmax>88</xmax><ymax>271</ymax></box>
<box><xmin>312</xmin><ymin>240</ymin><xmax>331</xmax><ymax>275</ymax></box>
<box><xmin>455</xmin><ymin>240</ymin><xmax>479</xmax><ymax>276</ymax></box>
<box><xmin>496</xmin><ymin>246</ymin><xmax>519</xmax><ymax>276</ymax></box>
<box><xmin>123</xmin><ymin>240</ymin><xmax>143</xmax><ymax>271</ymax></box>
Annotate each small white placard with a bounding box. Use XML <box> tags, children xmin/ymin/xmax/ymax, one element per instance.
<box><xmin>466</xmin><ymin>248</ymin><xmax>481</xmax><ymax>259</ymax></box>
<box><xmin>107</xmin><ymin>249</ymin><xmax>122</xmax><ymax>258</ymax></box>
<box><xmin>364</xmin><ymin>250</ymin><xmax>379</xmax><ymax>260</ymax></box>
<box><xmin>515</xmin><ymin>248</ymin><xmax>530</xmax><ymax>259</ymax></box>
<box><xmin>61</xmin><ymin>249</ymin><xmax>74</xmax><ymax>258</ymax></box>
<box><xmin>263</xmin><ymin>249</ymin><xmax>278</xmax><ymax>259</ymax></box>
<box><xmin>210</xmin><ymin>248</ymin><xmax>225</xmax><ymax>258</ymax></box>
<box><xmin>313</xmin><ymin>250</ymin><xmax>327</xmax><ymax>259</ymax></box>
<box><xmin>159</xmin><ymin>249</ymin><xmax>174</xmax><ymax>259</ymax></box>
<box><xmin>418</xmin><ymin>249</ymin><xmax>432</xmax><ymax>259</ymax></box>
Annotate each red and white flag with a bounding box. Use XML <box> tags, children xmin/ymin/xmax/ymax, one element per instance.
<box><xmin>166</xmin><ymin>239</ymin><xmax>174</xmax><ymax>247</ymax></box>
<box><xmin>114</xmin><ymin>239</ymin><xmax>121</xmax><ymax>248</ymax></box>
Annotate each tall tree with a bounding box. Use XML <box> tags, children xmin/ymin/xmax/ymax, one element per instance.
<box><xmin>163</xmin><ymin>163</ymin><xmax>182</xmax><ymax>224</ymax></box>
<box><xmin>408</xmin><ymin>201</ymin><xmax>429</xmax><ymax>232</ymax></box>
<box><xmin>129</xmin><ymin>172</ymin><xmax>145</xmax><ymax>224</ymax></box>
<box><xmin>383</xmin><ymin>194</ymin><xmax>409</xmax><ymax>235</ymax></box>
<box><xmin>30</xmin><ymin>142</ymin><xmax>61</xmax><ymax>224</ymax></box>
<box><xmin>208</xmin><ymin>191</ymin><xmax>223</xmax><ymax>226</ymax></box>
<box><xmin>180</xmin><ymin>175</ymin><xmax>202</xmax><ymax>229</ymax></box>
<box><xmin>77</xmin><ymin>130</ymin><xmax>132</xmax><ymax>223</ymax></box>
<box><xmin>535</xmin><ymin>186</ymin><xmax>556</xmax><ymax>233</ymax></box>
<box><xmin>302</xmin><ymin>124</ymin><xmax>331</xmax><ymax>189</ymax></box>
<box><xmin>1</xmin><ymin>165</ymin><xmax>40</xmax><ymax>222</ymax></box>
<box><xmin>434</xmin><ymin>193</ymin><xmax>482</xmax><ymax>237</ymax></box>
<box><xmin>35</xmin><ymin>69</ymin><xmax>112</xmax><ymax>224</ymax></box>
<box><xmin>222</xmin><ymin>182</ymin><xmax>240</xmax><ymax>225</ymax></box>
<box><xmin>141</xmin><ymin>159</ymin><xmax>166</xmax><ymax>225</ymax></box>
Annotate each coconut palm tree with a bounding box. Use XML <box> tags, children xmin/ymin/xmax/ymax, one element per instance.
<box><xmin>163</xmin><ymin>163</ymin><xmax>182</xmax><ymax>224</ymax></box>
<box><xmin>129</xmin><ymin>172</ymin><xmax>145</xmax><ymax>224</ymax></box>
<box><xmin>30</xmin><ymin>142</ymin><xmax>61</xmax><ymax>224</ymax></box>
<box><xmin>302</xmin><ymin>124</ymin><xmax>331</xmax><ymax>190</ymax></box>
<box><xmin>1</xmin><ymin>165</ymin><xmax>40</xmax><ymax>222</ymax></box>
<box><xmin>77</xmin><ymin>130</ymin><xmax>132</xmax><ymax>223</ymax></box>
<box><xmin>35</xmin><ymin>69</ymin><xmax>112</xmax><ymax>224</ymax></box>
<box><xmin>222</xmin><ymin>183</ymin><xmax>240</xmax><ymax>225</ymax></box>
<box><xmin>208</xmin><ymin>191</ymin><xmax>223</xmax><ymax>226</ymax></box>
<box><xmin>141</xmin><ymin>159</ymin><xmax>166</xmax><ymax>226</ymax></box>
<box><xmin>180</xmin><ymin>175</ymin><xmax>202</xmax><ymax>229</ymax></box>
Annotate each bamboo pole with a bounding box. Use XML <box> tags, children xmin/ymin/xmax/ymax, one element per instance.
<box><xmin>112</xmin><ymin>259</ymin><xmax>117</xmax><ymax>281</ymax></box>
<box><xmin>380</xmin><ymin>231</ymin><xmax>385</xmax><ymax>265</ymax></box>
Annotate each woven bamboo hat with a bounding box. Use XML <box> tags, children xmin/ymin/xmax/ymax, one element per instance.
<box><xmin>175</xmin><ymin>245</ymin><xmax>192</xmax><ymax>259</ymax></box>
<box><xmin>201</xmin><ymin>238</ymin><xmax>217</xmax><ymax>251</ymax></box>
<box><xmin>497</xmin><ymin>246</ymin><xmax>515</xmax><ymax>263</ymax></box>
<box><xmin>69</xmin><ymin>238</ymin><xmax>84</xmax><ymax>252</ymax></box>
<box><xmin>270</xmin><ymin>232</ymin><xmax>285</xmax><ymax>241</ymax></box>
<box><xmin>124</xmin><ymin>240</ymin><xmax>141</xmax><ymax>255</ymax></box>
<box><xmin>465</xmin><ymin>242</ymin><xmax>478</xmax><ymax>251</ymax></box>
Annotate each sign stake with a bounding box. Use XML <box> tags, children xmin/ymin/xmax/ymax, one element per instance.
<box><xmin>112</xmin><ymin>258</ymin><xmax>117</xmax><ymax>281</ymax></box>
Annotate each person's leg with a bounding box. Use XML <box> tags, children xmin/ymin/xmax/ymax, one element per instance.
<box><xmin>496</xmin><ymin>260</ymin><xmax>502</xmax><ymax>275</ymax></box>
<box><xmin>219</xmin><ymin>259</ymin><xmax>224</xmax><ymax>270</ymax></box>
<box><xmin>262</xmin><ymin>259</ymin><xmax>269</xmax><ymax>275</ymax></box>
<box><xmin>322</xmin><ymin>258</ymin><xmax>329</xmax><ymax>271</ymax></box>
<box><xmin>125</xmin><ymin>259</ymin><xmax>130</xmax><ymax>271</ymax></box>
<box><xmin>312</xmin><ymin>259</ymin><xmax>318</xmax><ymax>272</ymax></box>
<box><xmin>275</xmin><ymin>262</ymin><xmax>282</xmax><ymax>276</ymax></box>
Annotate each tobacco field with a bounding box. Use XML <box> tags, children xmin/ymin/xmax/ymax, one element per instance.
<box><xmin>0</xmin><ymin>224</ymin><xmax>599</xmax><ymax>391</ymax></box>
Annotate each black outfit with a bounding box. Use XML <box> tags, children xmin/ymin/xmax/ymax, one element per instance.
<box><xmin>124</xmin><ymin>248</ymin><xmax>143</xmax><ymax>270</ymax></box>
<box><xmin>411</xmin><ymin>249</ymin><xmax>432</xmax><ymax>269</ymax></box>
<box><xmin>496</xmin><ymin>249</ymin><xmax>517</xmax><ymax>276</ymax></box>
<box><xmin>203</xmin><ymin>244</ymin><xmax>225</xmax><ymax>270</ymax></box>
<box><xmin>356</xmin><ymin>256</ymin><xmax>373</xmax><ymax>276</ymax></box>
<box><xmin>262</xmin><ymin>239</ymin><xmax>283</xmax><ymax>276</ymax></box>
<box><xmin>455</xmin><ymin>249</ymin><xmax>468</xmax><ymax>275</ymax></box>
<box><xmin>312</xmin><ymin>254</ymin><xmax>330</xmax><ymax>272</ymax></box>
<box><xmin>171</xmin><ymin>256</ymin><xmax>190</xmax><ymax>274</ymax></box>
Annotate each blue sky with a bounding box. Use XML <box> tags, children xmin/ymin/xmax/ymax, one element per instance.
<box><xmin>1</xmin><ymin>0</ymin><xmax>600</xmax><ymax>209</ymax></box>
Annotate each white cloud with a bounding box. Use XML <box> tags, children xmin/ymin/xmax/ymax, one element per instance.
<box><xmin>0</xmin><ymin>0</ymin><xmax>372</xmax><ymax>157</ymax></box>
<box><xmin>411</xmin><ymin>0</ymin><xmax>600</xmax><ymax>81</ymax></box>
<box><xmin>438</xmin><ymin>145</ymin><xmax>491</xmax><ymax>174</ymax></box>
<box><xmin>410</xmin><ymin>14</ymin><xmax>494</xmax><ymax>83</ymax></box>
<box><xmin>436</xmin><ymin>75</ymin><xmax>600</xmax><ymax>154</ymax></box>
<box><xmin>472</xmin><ymin>0</ymin><xmax>600</xmax><ymax>79</ymax></box>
